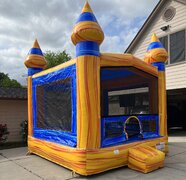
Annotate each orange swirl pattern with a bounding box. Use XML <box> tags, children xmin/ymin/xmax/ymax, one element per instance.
<box><xmin>144</xmin><ymin>48</ymin><xmax>168</xmax><ymax>64</ymax></box>
<box><xmin>28</xmin><ymin>136</ymin><xmax>168</xmax><ymax>175</ymax></box>
<box><xmin>128</xmin><ymin>145</ymin><xmax>165</xmax><ymax>173</ymax></box>
<box><xmin>158</xmin><ymin>71</ymin><xmax>167</xmax><ymax>136</ymax></box>
<box><xmin>24</xmin><ymin>39</ymin><xmax>47</xmax><ymax>69</ymax></box>
<box><xmin>71</xmin><ymin>21</ymin><xmax>104</xmax><ymax>45</ymax></box>
<box><xmin>76</xmin><ymin>55</ymin><xmax>101</xmax><ymax>149</ymax></box>
<box><xmin>144</xmin><ymin>33</ymin><xmax>168</xmax><ymax>64</ymax></box>
<box><xmin>28</xmin><ymin>136</ymin><xmax>87</xmax><ymax>175</ymax></box>
<box><xmin>100</xmin><ymin>53</ymin><xmax>158</xmax><ymax>77</ymax></box>
<box><xmin>24</xmin><ymin>54</ymin><xmax>47</xmax><ymax>68</ymax></box>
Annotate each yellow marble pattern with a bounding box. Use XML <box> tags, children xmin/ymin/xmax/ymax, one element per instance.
<box><xmin>82</xmin><ymin>1</ymin><xmax>93</xmax><ymax>13</ymax></box>
<box><xmin>71</xmin><ymin>21</ymin><xmax>104</xmax><ymax>45</ymax></box>
<box><xmin>28</xmin><ymin>136</ymin><xmax>168</xmax><ymax>175</ymax></box>
<box><xmin>24</xmin><ymin>40</ymin><xmax>47</xmax><ymax>68</ymax></box>
<box><xmin>144</xmin><ymin>33</ymin><xmax>168</xmax><ymax>64</ymax></box>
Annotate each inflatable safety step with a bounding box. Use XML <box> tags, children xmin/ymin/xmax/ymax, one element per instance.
<box><xmin>128</xmin><ymin>145</ymin><xmax>165</xmax><ymax>173</ymax></box>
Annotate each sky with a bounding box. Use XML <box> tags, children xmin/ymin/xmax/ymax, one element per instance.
<box><xmin>0</xmin><ymin>0</ymin><xmax>159</xmax><ymax>85</ymax></box>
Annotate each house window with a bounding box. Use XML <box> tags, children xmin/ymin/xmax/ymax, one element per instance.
<box><xmin>159</xmin><ymin>36</ymin><xmax>168</xmax><ymax>52</ymax></box>
<box><xmin>170</xmin><ymin>30</ymin><xmax>185</xmax><ymax>64</ymax></box>
<box><xmin>159</xmin><ymin>29</ymin><xmax>186</xmax><ymax>65</ymax></box>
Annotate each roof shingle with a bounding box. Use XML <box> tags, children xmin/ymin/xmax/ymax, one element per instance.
<box><xmin>0</xmin><ymin>87</ymin><xmax>27</xmax><ymax>99</ymax></box>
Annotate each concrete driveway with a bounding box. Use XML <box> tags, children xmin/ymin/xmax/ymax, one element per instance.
<box><xmin>1</xmin><ymin>133</ymin><xmax>186</xmax><ymax>180</ymax></box>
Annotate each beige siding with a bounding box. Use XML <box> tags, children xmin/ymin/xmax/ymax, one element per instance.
<box><xmin>166</xmin><ymin>63</ymin><xmax>186</xmax><ymax>90</ymax></box>
<box><xmin>131</xmin><ymin>0</ymin><xmax>186</xmax><ymax>90</ymax></box>
<box><xmin>0</xmin><ymin>99</ymin><xmax>27</xmax><ymax>142</ymax></box>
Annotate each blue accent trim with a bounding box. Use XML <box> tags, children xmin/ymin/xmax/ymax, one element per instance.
<box><xmin>152</xmin><ymin>62</ymin><xmax>165</xmax><ymax>71</ymax></box>
<box><xmin>76</xmin><ymin>41</ymin><xmax>100</xmax><ymax>57</ymax></box>
<box><xmin>147</xmin><ymin>42</ymin><xmax>164</xmax><ymax>51</ymax></box>
<box><xmin>101</xmin><ymin>117</ymin><xmax>127</xmax><ymax>147</ymax></box>
<box><xmin>28</xmin><ymin>48</ymin><xmax>43</xmax><ymax>56</ymax></box>
<box><xmin>32</xmin><ymin>65</ymin><xmax>76</xmax><ymax>85</ymax></box>
<box><xmin>32</xmin><ymin>64</ymin><xmax>77</xmax><ymax>147</ymax></box>
<box><xmin>28</xmin><ymin>68</ymin><xmax>43</xmax><ymax>76</ymax></box>
<box><xmin>34</xmin><ymin>130</ymin><xmax>77</xmax><ymax>147</ymax></box>
<box><xmin>101</xmin><ymin>115</ymin><xmax>159</xmax><ymax>147</ymax></box>
<box><xmin>72</xmin><ymin>73</ymin><xmax>77</xmax><ymax>134</ymax></box>
<box><xmin>101</xmin><ymin>68</ymin><xmax>135</xmax><ymax>81</ymax></box>
<box><xmin>76</xmin><ymin>12</ymin><xmax>97</xmax><ymax>23</ymax></box>
<box><xmin>143</xmin><ymin>132</ymin><xmax>159</xmax><ymax>139</ymax></box>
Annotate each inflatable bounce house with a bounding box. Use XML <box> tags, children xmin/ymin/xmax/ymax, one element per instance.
<box><xmin>24</xmin><ymin>1</ymin><xmax>168</xmax><ymax>175</ymax></box>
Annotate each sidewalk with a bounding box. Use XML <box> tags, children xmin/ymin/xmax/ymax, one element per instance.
<box><xmin>1</xmin><ymin>135</ymin><xmax>186</xmax><ymax>180</ymax></box>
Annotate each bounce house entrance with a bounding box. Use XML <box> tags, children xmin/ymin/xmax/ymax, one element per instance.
<box><xmin>124</xmin><ymin>117</ymin><xmax>143</xmax><ymax>140</ymax></box>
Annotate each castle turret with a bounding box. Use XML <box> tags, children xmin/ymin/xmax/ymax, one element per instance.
<box><xmin>72</xmin><ymin>1</ymin><xmax>103</xmax><ymax>149</ymax></box>
<box><xmin>144</xmin><ymin>33</ymin><xmax>168</xmax><ymax>136</ymax></box>
<box><xmin>24</xmin><ymin>39</ymin><xmax>47</xmax><ymax>76</ymax></box>
<box><xmin>144</xmin><ymin>33</ymin><xmax>168</xmax><ymax>68</ymax></box>
<box><xmin>71</xmin><ymin>1</ymin><xmax>104</xmax><ymax>57</ymax></box>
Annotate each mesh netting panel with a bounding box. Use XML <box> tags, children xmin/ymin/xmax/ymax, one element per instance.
<box><xmin>105</xmin><ymin>121</ymin><xmax>123</xmax><ymax>138</ymax></box>
<box><xmin>36</xmin><ymin>78</ymin><xmax>72</xmax><ymax>132</ymax></box>
<box><xmin>141</xmin><ymin>120</ymin><xmax>156</xmax><ymax>132</ymax></box>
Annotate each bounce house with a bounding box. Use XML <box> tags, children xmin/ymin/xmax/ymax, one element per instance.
<box><xmin>24</xmin><ymin>1</ymin><xmax>168</xmax><ymax>175</ymax></box>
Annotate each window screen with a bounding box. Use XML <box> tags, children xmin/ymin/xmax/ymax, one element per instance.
<box><xmin>159</xmin><ymin>36</ymin><xmax>168</xmax><ymax>64</ymax></box>
<box><xmin>105</xmin><ymin>121</ymin><xmax>123</xmax><ymax>138</ymax></box>
<box><xmin>159</xmin><ymin>36</ymin><xmax>168</xmax><ymax>52</ymax></box>
<box><xmin>36</xmin><ymin>78</ymin><xmax>72</xmax><ymax>132</ymax></box>
<box><xmin>170</xmin><ymin>30</ymin><xmax>185</xmax><ymax>64</ymax></box>
<box><xmin>142</xmin><ymin>120</ymin><xmax>157</xmax><ymax>133</ymax></box>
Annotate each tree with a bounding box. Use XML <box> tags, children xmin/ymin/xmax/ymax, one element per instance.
<box><xmin>0</xmin><ymin>72</ymin><xmax>22</xmax><ymax>88</ymax></box>
<box><xmin>45</xmin><ymin>50</ymin><xmax>71</xmax><ymax>69</ymax></box>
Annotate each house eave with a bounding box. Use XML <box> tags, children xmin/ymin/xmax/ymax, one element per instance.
<box><xmin>125</xmin><ymin>0</ymin><xmax>167</xmax><ymax>53</ymax></box>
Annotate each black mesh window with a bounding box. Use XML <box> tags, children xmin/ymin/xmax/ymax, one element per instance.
<box><xmin>141</xmin><ymin>120</ymin><xmax>156</xmax><ymax>133</ymax></box>
<box><xmin>170</xmin><ymin>30</ymin><xmax>185</xmax><ymax>64</ymax></box>
<box><xmin>36</xmin><ymin>78</ymin><xmax>72</xmax><ymax>132</ymax></box>
<box><xmin>159</xmin><ymin>36</ymin><xmax>168</xmax><ymax>52</ymax></box>
<box><xmin>159</xmin><ymin>36</ymin><xmax>168</xmax><ymax>65</ymax></box>
<box><xmin>105</xmin><ymin>121</ymin><xmax>123</xmax><ymax>138</ymax></box>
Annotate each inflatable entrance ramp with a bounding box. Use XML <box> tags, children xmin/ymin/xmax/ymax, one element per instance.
<box><xmin>128</xmin><ymin>145</ymin><xmax>165</xmax><ymax>173</ymax></box>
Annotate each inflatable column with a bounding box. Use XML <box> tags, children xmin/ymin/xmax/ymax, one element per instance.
<box><xmin>144</xmin><ymin>33</ymin><xmax>168</xmax><ymax>136</ymax></box>
<box><xmin>71</xmin><ymin>1</ymin><xmax>104</xmax><ymax>149</ymax></box>
<box><xmin>24</xmin><ymin>40</ymin><xmax>47</xmax><ymax>137</ymax></box>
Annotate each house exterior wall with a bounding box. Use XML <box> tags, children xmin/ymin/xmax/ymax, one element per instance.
<box><xmin>131</xmin><ymin>0</ymin><xmax>186</xmax><ymax>90</ymax></box>
<box><xmin>0</xmin><ymin>99</ymin><xmax>27</xmax><ymax>142</ymax></box>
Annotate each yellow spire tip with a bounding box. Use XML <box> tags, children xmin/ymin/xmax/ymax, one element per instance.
<box><xmin>82</xmin><ymin>1</ymin><xmax>93</xmax><ymax>13</ymax></box>
<box><xmin>33</xmin><ymin>39</ymin><xmax>40</xmax><ymax>48</ymax></box>
<box><xmin>151</xmin><ymin>33</ymin><xmax>160</xmax><ymax>42</ymax></box>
